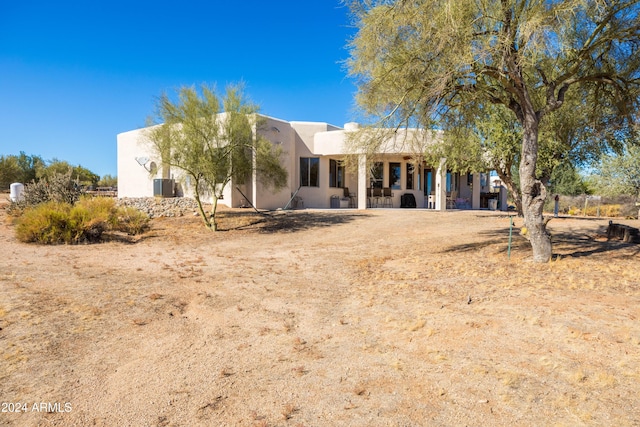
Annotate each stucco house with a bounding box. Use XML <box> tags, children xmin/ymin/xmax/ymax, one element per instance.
<box><xmin>117</xmin><ymin>115</ymin><xmax>507</xmax><ymax>211</ymax></box>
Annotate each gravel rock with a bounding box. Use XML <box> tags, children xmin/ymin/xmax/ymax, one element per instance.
<box><xmin>117</xmin><ymin>197</ymin><xmax>200</xmax><ymax>218</ymax></box>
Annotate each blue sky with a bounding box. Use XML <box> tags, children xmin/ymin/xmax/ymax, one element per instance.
<box><xmin>0</xmin><ymin>1</ymin><xmax>358</xmax><ymax>178</ymax></box>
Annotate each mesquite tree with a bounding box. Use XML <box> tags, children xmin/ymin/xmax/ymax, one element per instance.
<box><xmin>346</xmin><ymin>0</ymin><xmax>640</xmax><ymax>262</ymax></box>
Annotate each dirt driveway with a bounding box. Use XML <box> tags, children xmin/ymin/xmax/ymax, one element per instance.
<box><xmin>1</xmin><ymin>203</ymin><xmax>639</xmax><ymax>426</ymax></box>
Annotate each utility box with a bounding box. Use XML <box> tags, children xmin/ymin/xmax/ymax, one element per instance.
<box><xmin>153</xmin><ymin>179</ymin><xmax>174</xmax><ymax>198</ymax></box>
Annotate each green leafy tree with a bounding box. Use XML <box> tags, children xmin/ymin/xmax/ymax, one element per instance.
<box><xmin>98</xmin><ymin>174</ymin><xmax>118</xmax><ymax>188</ymax></box>
<box><xmin>146</xmin><ymin>83</ymin><xmax>287</xmax><ymax>230</ymax></box>
<box><xmin>0</xmin><ymin>152</ymin><xmax>46</xmax><ymax>189</ymax></box>
<box><xmin>346</xmin><ymin>0</ymin><xmax>640</xmax><ymax>262</ymax></box>
<box><xmin>548</xmin><ymin>162</ymin><xmax>589</xmax><ymax>196</ymax></box>
<box><xmin>0</xmin><ymin>155</ymin><xmax>21</xmax><ymax>190</ymax></box>
<box><xmin>16</xmin><ymin>152</ymin><xmax>46</xmax><ymax>183</ymax></box>
<box><xmin>39</xmin><ymin>159</ymin><xmax>100</xmax><ymax>186</ymax></box>
<box><xmin>595</xmin><ymin>146</ymin><xmax>640</xmax><ymax>198</ymax></box>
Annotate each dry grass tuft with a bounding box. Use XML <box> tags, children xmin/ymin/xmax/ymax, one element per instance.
<box><xmin>281</xmin><ymin>403</ymin><xmax>297</xmax><ymax>420</ymax></box>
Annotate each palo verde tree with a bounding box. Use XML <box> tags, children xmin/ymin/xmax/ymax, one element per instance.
<box><xmin>346</xmin><ymin>0</ymin><xmax>640</xmax><ymax>262</ymax></box>
<box><xmin>146</xmin><ymin>83</ymin><xmax>287</xmax><ymax>231</ymax></box>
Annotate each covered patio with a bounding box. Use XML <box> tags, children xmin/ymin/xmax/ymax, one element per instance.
<box><xmin>312</xmin><ymin>125</ymin><xmax>507</xmax><ymax>211</ymax></box>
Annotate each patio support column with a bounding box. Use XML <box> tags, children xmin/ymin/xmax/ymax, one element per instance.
<box><xmin>357</xmin><ymin>154</ymin><xmax>368</xmax><ymax>209</ymax></box>
<box><xmin>499</xmin><ymin>186</ymin><xmax>508</xmax><ymax>211</ymax></box>
<box><xmin>435</xmin><ymin>158</ymin><xmax>447</xmax><ymax>211</ymax></box>
<box><xmin>472</xmin><ymin>173</ymin><xmax>481</xmax><ymax>210</ymax></box>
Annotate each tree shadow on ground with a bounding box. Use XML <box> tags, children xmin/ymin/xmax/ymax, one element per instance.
<box><xmin>552</xmin><ymin>230</ymin><xmax>640</xmax><ymax>259</ymax></box>
<box><xmin>440</xmin><ymin>227</ymin><xmax>530</xmax><ymax>255</ymax></box>
<box><xmin>218</xmin><ymin>210</ymin><xmax>371</xmax><ymax>233</ymax></box>
<box><xmin>441</xmin><ymin>220</ymin><xmax>639</xmax><ymax>259</ymax></box>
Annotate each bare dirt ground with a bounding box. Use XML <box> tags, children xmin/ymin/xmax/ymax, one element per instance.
<box><xmin>1</xmin><ymin>199</ymin><xmax>639</xmax><ymax>427</ymax></box>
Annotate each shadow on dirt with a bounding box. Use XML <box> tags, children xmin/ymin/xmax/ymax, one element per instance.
<box><xmin>219</xmin><ymin>210</ymin><xmax>370</xmax><ymax>234</ymax></box>
<box><xmin>441</xmin><ymin>220</ymin><xmax>639</xmax><ymax>259</ymax></box>
<box><xmin>552</xmin><ymin>231</ymin><xmax>640</xmax><ymax>258</ymax></box>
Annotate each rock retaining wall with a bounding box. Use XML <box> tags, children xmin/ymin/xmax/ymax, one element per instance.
<box><xmin>117</xmin><ymin>197</ymin><xmax>200</xmax><ymax>218</ymax></box>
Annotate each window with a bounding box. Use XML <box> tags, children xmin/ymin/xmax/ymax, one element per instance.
<box><xmin>329</xmin><ymin>159</ymin><xmax>344</xmax><ymax>188</ymax></box>
<box><xmin>406</xmin><ymin>163</ymin><xmax>414</xmax><ymax>190</ymax></box>
<box><xmin>424</xmin><ymin>169</ymin><xmax>433</xmax><ymax>195</ymax></box>
<box><xmin>300</xmin><ymin>157</ymin><xmax>319</xmax><ymax>187</ymax></box>
<box><xmin>370</xmin><ymin>162</ymin><xmax>383</xmax><ymax>188</ymax></box>
<box><xmin>446</xmin><ymin>171</ymin><xmax>459</xmax><ymax>192</ymax></box>
<box><xmin>389</xmin><ymin>162</ymin><xmax>401</xmax><ymax>190</ymax></box>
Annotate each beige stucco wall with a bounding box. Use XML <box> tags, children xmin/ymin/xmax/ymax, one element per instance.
<box><xmin>117</xmin><ymin>116</ymin><xmax>499</xmax><ymax>211</ymax></box>
<box><xmin>117</xmin><ymin>128</ymin><xmax>162</xmax><ymax>198</ymax></box>
<box><xmin>118</xmin><ymin>115</ymin><xmax>297</xmax><ymax>210</ymax></box>
<box><xmin>251</xmin><ymin>116</ymin><xmax>295</xmax><ymax>210</ymax></box>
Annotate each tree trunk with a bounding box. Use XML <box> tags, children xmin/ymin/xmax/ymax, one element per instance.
<box><xmin>519</xmin><ymin>116</ymin><xmax>552</xmax><ymax>262</ymax></box>
<box><xmin>210</xmin><ymin>196</ymin><xmax>219</xmax><ymax>232</ymax></box>
<box><xmin>193</xmin><ymin>180</ymin><xmax>214</xmax><ymax>230</ymax></box>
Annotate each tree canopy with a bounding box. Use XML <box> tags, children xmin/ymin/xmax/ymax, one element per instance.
<box><xmin>38</xmin><ymin>159</ymin><xmax>100</xmax><ymax>186</ymax></box>
<box><xmin>146</xmin><ymin>83</ymin><xmax>288</xmax><ymax>230</ymax></box>
<box><xmin>346</xmin><ymin>0</ymin><xmax>640</xmax><ymax>262</ymax></box>
<box><xmin>594</xmin><ymin>145</ymin><xmax>640</xmax><ymax>198</ymax></box>
<box><xmin>0</xmin><ymin>152</ymin><xmax>45</xmax><ymax>190</ymax></box>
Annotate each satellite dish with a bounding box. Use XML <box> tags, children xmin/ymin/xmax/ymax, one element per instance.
<box><xmin>135</xmin><ymin>157</ymin><xmax>149</xmax><ymax>166</ymax></box>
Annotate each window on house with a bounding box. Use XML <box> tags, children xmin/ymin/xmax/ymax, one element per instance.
<box><xmin>329</xmin><ymin>159</ymin><xmax>344</xmax><ymax>188</ymax></box>
<box><xmin>300</xmin><ymin>157</ymin><xmax>319</xmax><ymax>187</ymax></box>
<box><xmin>445</xmin><ymin>171</ymin><xmax>460</xmax><ymax>192</ymax></box>
<box><xmin>370</xmin><ymin>162</ymin><xmax>383</xmax><ymax>188</ymax></box>
<box><xmin>389</xmin><ymin>162</ymin><xmax>401</xmax><ymax>190</ymax></box>
<box><xmin>406</xmin><ymin>163</ymin><xmax>414</xmax><ymax>190</ymax></box>
<box><xmin>425</xmin><ymin>169</ymin><xmax>433</xmax><ymax>195</ymax></box>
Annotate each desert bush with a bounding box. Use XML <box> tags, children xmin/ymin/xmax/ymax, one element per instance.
<box><xmin>546</xmin><ymin>194</ymin><xmax>638</xmax><ymax>218</ymax></box>
<box><xmin>15</xmin><ymin>197</ymin><xmax>150</xmax><ymax>244</ymax></box>
<box><xmin>9</xmin><ymin>170</ymin><xmax>82</xmax><ymax>215</ymax></box>
<box><xmin>69</xmin><ymin>198</ymin><xmax>114</xmax><ymax>242</ymax></box>
<box><xmin>584</xmin><ymin>204</ymin><xmax>621</xmax><ymax>218</ymax></box>
<box><xmin>112</xmin><ymin>206</ymin><xmax>150</xmax><ymax>235</ymax></box>
<box><xmin>15</xmin><ymin>201</ymin><xmax>74</xmax><ymax>244</ymax></box>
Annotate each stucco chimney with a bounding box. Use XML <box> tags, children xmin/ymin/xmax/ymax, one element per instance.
<box><xmin>344</xmin><ymin>122</ymin><xmax>360</xmax><ymax>131</ymax></box>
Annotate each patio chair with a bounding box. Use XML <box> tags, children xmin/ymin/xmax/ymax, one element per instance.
<box><xmin>371</xmin><ymin>187</ymin><xmax>382</xmax><ymax>207</ymax></box>
<box><xmin>343</xmin><ymin>187</ymin><xmax>356</xmax><ymax>208</ymax></box>
<box><xmin>446</xmin><ymin>190</ymin><xmax>457</xmax><ymax>209</ymax></box>
<box><xmin>382</xmin><ymin>187</ymin><xmax>394</xmax><ymax>208</ymax></box>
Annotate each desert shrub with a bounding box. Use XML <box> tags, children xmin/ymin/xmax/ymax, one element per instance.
<box><xmin>76</xmin><ymin>196</ymin><xmax>118</xmax><ymax>223</ymax></box>
<box><xmin>15</xmin><ymin>197</ymin><xmax>150</xmax><ymax>244</ymax></box>
<box><xmin>15</xmin><ymin>201</ymin><xmax>74</xmax><ymax>244</ymax></box>
<box><xmin>112</xmin><ymin>206</ymin><xmax>150</xmax><ymax>235</ymax></box>
<box><xmin>9</xmin><ymin>170</ymin><xmax>82</xmax><ymax>215</ymax></box>
<box><xmin>546</xmin><ymin>194</ymin><xmax>638</xmax><ymax>218</ymax></box>
<box><xmin>69</xmin><ymin>198</ymin><xmax>115</xmax><ymax>242</ymax></box>
<box><xmin>584</xmin><ymin>204</ymin><xmax>621</xmax><ymax>218</ymax></box>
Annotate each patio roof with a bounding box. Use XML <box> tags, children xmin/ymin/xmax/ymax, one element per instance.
<box><xmin>313</xmin><ymin>126</ymin><xmax>442</xmax><ymax>157</ymax></box>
